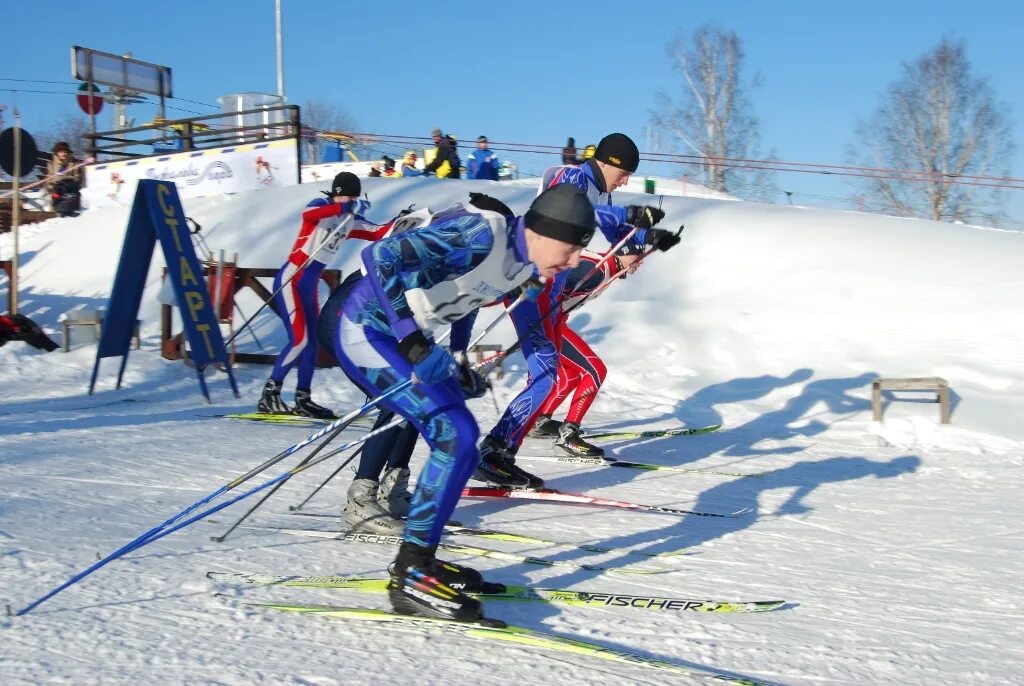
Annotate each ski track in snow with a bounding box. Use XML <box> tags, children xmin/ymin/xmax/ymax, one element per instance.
<box><xmin>3</xmin><ymin>379</ymin><xmax>1021</xmax><ymax>685</ymax></box>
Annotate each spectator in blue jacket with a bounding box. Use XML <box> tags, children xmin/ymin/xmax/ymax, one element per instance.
<box><xmin>466</xmin><ymin>135</ymin><xmax>500</xmax><ymax>181</ymax></box>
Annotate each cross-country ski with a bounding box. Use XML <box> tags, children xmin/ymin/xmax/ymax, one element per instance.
<box><xmin>207</xmin><ymin>572</ymin><xmax>785</xmax><ymax>613</ymax></box>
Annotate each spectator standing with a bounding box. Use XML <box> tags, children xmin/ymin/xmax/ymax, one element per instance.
<box><xmin>561</xmin><ymin>137</ymin><xmax>579</xmax><ymax>165</ymax></box>
<box><xmin>422</xmin><ymin>128</ymin><xmax>461</xmax><ymax>179</ymax></box>
<box><xmin>381</xmin><ymin>156</ymin><xmax>400</xmax><ymax>177</ymax></box>
<box><xmin>466</xmin><ymin>135</ymin><xmax>499</xmax><ymax>180</ymax></box>
<box><xmin>47</xmin><ymin>142</ymin><xmax>84</xmax><ymax>216</ymax></box>
<box><xmin>400</xmin><ymin>150</ymin><xmax>422</xmax><ymax>177</ymax></box>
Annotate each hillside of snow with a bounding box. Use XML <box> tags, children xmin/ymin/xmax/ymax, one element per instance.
<box><xmin>1</xmin><ymin>176</ymin><xmax>1022</xmax><ymax>685</ymax></box>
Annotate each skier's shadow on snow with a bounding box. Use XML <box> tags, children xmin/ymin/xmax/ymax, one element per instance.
<box><xmin>542</xmin><ymin>452</ymin><xmax>920</xmax><ymax>577</ymax></box>
<box><xmin>461</xmin><ymin>453</ymin><xmax>920</xmax><ymax>630</ymax></box>
<box><xmin>455</xmin><ymin>370</ymin><xmax>894</xmax><ymax>620</ymax></box>
<box><xmin>595</xmin><ymin>370</ymin><xmax>877</xmax><ymax>467</ymax></box>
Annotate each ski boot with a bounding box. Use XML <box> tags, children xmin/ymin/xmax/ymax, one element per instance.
<box><xmin>388</xmin><ymin>542</ymin><xmax>485</xmax><ymax>621</ymax></box>
<box><xmin>256</xmin><ymin>379</ymin><xmax>291</xmax><ymax>414</ymax></box>
<box><xmin>388</xmin><ymin>552</ymin><xmax>501</xmax><ymax>595</ymax></box>
<box><xmin>379</xmin><ymin>467</ymin><xmax>412</xmax><ymax>518</ymax></box>
<box><xmin>503</xmin><ymin>443</ymin><xmax>545</xmax><ymax>490</ymax></box>
<box><xmin>293</xmin><ymin>390</ymin><xmax>338</xmax><ymax>420</ymax></box>
<box><xmin>343</xmin><ymin>479</ymin><xmax>405</xmax><ymax>535</ymax></box>
<box><xmin>473</xmin><ymin>436</ymin><xmax>530</xmax><ymax>488</ymax></box>
<box><xmin>527</xmin><ymin>415</ymin><xmax>563</xmax><ymax>438</ymax></box>
<box><xmin>554</xmin><ymin>421</ymin><xmax>605</xmax><ymax>458</ymax></box>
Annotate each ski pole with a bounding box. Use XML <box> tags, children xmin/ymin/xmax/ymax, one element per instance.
<box><xmin>14</xmin><ymin>415</ymin><xmax>405</xmax><ymax>616</ymax></box>
<box><xmin>210</xmin><ymin>420</ymin><xmax>362</xmax><ymax>543</ymax></box>
<box><xmin>16</xmin><ymin>388</ymin><xmax>402</xmax><ymax>614</ymax></box>
<box><xmin>0</xmin><ymin>158</ymin><xmax>93</xmax><ymax>200</ymax></box>
<box><xmin>220</xmin><ymin>243</ymin><xmax>335</xmax><ymax>350</ymax></box>
<box><xmin>16</xmin><ymin>270</ymin><xmax>538</xmax><ymax>613</ymax></box>
<box><xmin>221</xmin><ymin>213</ymin><xmax>390</xmax><ymax>349</ymax></box>
<box><xmin>128</xmin><ymin>384</ymin><xmax>410</xmax><ymax>553</ymax></box>
<box><xmin>282</xmin><ymin>292</ymin><xmax>538</xmax><ymax>513</ymax></box>
<box><xmin>474</xmin><ymin>226</ymin><xmax>641</xmax><ymax>373</ymax></box>
<box><xmin>287</xmin><ymin>445</ymin><xmax>364</xmax><ymax>512</ymax></box>
<box><xmin>479</xmin><ymin>224</ymin><xmax>684</xmax><ymax>373</ymax></box>
<box><xmin>207</xmin><ymin>293</ymin><xmax>529</xmax><ymax>533</ymax></box>
<box><xmin>567</xmin><ymin>223</ymin><xmax>685</xmax><ymax>305</ymax></box>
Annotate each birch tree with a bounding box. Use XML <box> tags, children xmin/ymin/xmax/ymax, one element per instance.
<box><xmin>850</xmin><ymin>37</ymin><xmax>1013</xmax><ymax>223</ymax></box>
<box><xmin>650</xmin><ymin>25</ymin><xmax>773</xmax><ymax>199</ymax></box>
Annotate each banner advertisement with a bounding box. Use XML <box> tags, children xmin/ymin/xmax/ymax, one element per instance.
<box><xmin>83</xmin><ymin>138</ymin><xmax>299</xmax><ymax>209</ymax></box>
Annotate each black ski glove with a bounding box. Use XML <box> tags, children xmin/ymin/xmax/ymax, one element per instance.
<box><xmin>643</xmin><ymin>228</ymin><xmax>681</xmax><ymax>252</ymax></box>
<box><xmin>626</xmin><ymin>205</ymin><xmax>666</xmax><ymax>229</ymax></box>
<box><xmin>455</xmin><ymin>352</ymin><xmax>488</xmax><ymax>399</ymax></box>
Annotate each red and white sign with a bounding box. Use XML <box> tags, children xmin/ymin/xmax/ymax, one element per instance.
<box><xmin>77</xmin><ymin>83</ymin><xmax>104</xmax><ymax>115</ymax></box>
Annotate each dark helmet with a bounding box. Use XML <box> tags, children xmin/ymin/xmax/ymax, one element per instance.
<box><xmin>593</xmin><ymin>133</ymin><xmax>639</xmax><ymax>173</ymax></box>
<box><xmin>326</xmin><ymin>171</ymin><xmax>361</xmax><ymax>197</ymax></box>
<box><xmin>525</xmin><ymin>184</ymin><xmax>596</xmax><ymax>247</ymax></box>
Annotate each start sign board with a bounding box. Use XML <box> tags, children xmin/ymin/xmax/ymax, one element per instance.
<box><xmin>90</xmin><ymin>179</ymin><xmax>237</xmax><ymax>401</ymax></box>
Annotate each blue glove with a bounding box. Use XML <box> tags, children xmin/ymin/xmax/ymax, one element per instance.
<box><xmin>342</xmin><ymin>198</ymin><xmax>372</xmax><ymax>216</ymax></box>
<box><xmin>413</xmin><ymin>345</ymin><xmax>457</xmax><ymax>384</ymax></box>
<box><xmin>520</xmin><ymin>277</ymin><xmax>545</xmax><ymax>302</ymax></box>
<box><xmin>399</xmin><ymin>331</ymin><xmax>457</xmax><ymax>385</ymax></box>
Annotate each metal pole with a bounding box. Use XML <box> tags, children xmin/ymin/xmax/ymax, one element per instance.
<box><xmin>11</xmin><ymin>110</ymin><xmax>21</xmax><ymax>314</ymax></box>
<box><xmin>275</xmin><ymin>0</ymin><xmax>285</xmax><ymax>99</ymax></box>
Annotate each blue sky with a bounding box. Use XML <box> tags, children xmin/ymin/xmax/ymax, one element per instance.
<box><xmin>2</xmin><ymin>0</ymin><xmax>1022</xmax><ymax>220</ymax></box>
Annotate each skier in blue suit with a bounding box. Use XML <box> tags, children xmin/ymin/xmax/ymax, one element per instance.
<box><xmin>474</xmin><ymin>133</ymin><xmax>681</xmax><ymax>489</ymax></box>
<box><xmin>330</xmin><ymin>185</ymin><xmax>600</xmax><ymax>621</ymax></box>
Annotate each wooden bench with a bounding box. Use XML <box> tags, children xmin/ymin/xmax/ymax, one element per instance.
<box><xmin>60</xmin><ymin>309</ymin><xmax>140</xmax><ymax>352</ymax></box>
<box><xmin>871</xmin><ymin>377</ymin><xmax>951</xmax><ymax>424</ymax></box>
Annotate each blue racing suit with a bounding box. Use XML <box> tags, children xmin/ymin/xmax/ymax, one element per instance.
<box><xmin>332</xmin><ymin>208</ymin><xmax>534</xmax><ymax>548</ymax></box>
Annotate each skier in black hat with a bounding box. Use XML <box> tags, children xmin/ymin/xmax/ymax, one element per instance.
<box><xmin>324</xmin><ymin>185</ymin><xmax>608</xmax><ymax>620</ymax></box>
<box><xmin>474</xmin><ymin>132</ymin><xmax>681</xmax><ymax>485</ymax></box>
<box><xmin>257</xmin><ymin>171</ymin><xmax>393</xmax><ymax>419</ymax></box>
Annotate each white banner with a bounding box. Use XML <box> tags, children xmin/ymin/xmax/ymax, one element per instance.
<box><xmin>301</xmin><ymin>160</ymin><xmax>376</xmax><ymax>184</ymax></box>
<box><xmin>82</xmin><ymin>139</ymin><xmax>299</xmax><ymax>208</ymax></box>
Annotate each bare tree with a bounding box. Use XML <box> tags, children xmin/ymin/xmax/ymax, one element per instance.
<box><xmin>40</xmin><ymin>112</ymin><xmax>92</xmax><ymax>158</ymax></box>
<box><xmin>650</xmin><ymin>25</ymin><xmax>775</xmax><ymax>200</ymax></box>
<box><xmin>6</xmin><ymin>112</ymin><xmax>94</xmax><ymax>178</ymax></box>
<box><xmin>300</xmin><ymin>99</ymin><xmax>357</xmax><ymax>164</ymax></box>
<box><xmin>849</xmin><ymin>37</ymin><xmax>1014</xmax><ymax>224</ymax></box>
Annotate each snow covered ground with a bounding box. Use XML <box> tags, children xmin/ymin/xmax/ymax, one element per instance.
<box><xmin>2</xmin><ymin>176</ymin><xmax>1023</xmax><ymax>685</ymax></box>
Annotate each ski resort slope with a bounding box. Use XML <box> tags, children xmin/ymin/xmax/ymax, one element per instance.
<box><xmin>1</xmin><ymin>176</ymin><xmax>1022</xmax><ymax>685</ymax></box>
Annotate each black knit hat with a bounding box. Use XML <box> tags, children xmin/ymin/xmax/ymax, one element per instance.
<box><xmin>594</xmin><ymin>133</ymin><xmax>639</xmax><ymax>173</ymax></box>
<box><xmin>327</xmin><ymin>171</ymin><xmax>361</xmax><ymax>197</ymax></box>
<box><xmin>525</xmin><ymin>185</ymin><xmax>596</xmax><ymax>247</ymax></box>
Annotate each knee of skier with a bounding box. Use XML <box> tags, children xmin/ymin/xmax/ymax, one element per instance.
<box><xmin>422</xmin><ymin>406</ymin><xmax>478</xmax><ymax>461</ymax></box>
<box><xmin>449</xmin><ymin>408</ymin><xmax>480</xmax><ymax>461</ymax></box>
